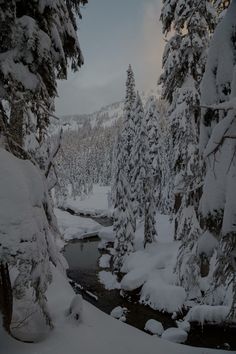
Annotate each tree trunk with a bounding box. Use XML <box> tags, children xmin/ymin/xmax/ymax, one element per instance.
<box><xmin>0</xmin><ymin>262</ymin><xmax>13</xmax><ymax>333</ymax></box>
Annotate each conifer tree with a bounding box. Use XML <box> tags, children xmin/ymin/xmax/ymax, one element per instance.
<box><xmin>131</xmin><ymin>92</ymin><xmax>146</xmax><ymax>218</ymax></box>
<box><xmin>113</xmin><ymin>166</ymin><xmax>135</xmax><ymax>272</ymax></box>
<box><xmin>200</xmin><ymin>0</ymin><xmax>236</xmax><ymax>321</ymax></box>
<box><xmin>159</xmin><ymin>0</ymin><xmax>217</xmax><ymax>295</ymax></box>
<box><xmin>0</xmin><ymin>0</ymin><xmax>87</xmax><ymax>161</ymax></box>
<box><xmin>121</xmin><ymin>65</ymin><xmax>136</xmax><ymax>182</ymax></box>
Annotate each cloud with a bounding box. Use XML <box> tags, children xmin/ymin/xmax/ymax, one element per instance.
<box><xmin>55</xmin><ymin>0</ymin><xmax>164</xmax><ymax>116</ymax></box>
<box><xmin>134</xmin><ymin>1</ymin><xmax>164</xmax><ymax>91</ymax></box>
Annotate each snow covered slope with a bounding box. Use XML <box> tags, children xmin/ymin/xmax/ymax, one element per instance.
<box><xmin>0</xmin><ymin>265</ymin><xmax>229</xmax><ymax>354</ymax></box>
<box><xmin>52</xmin><ymin>90</ymin><xmax>158</xmax><ymax>133</ymax></box>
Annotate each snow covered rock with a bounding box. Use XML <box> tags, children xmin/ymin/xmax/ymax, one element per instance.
<box><xmin>185</xmin><ymin>305</ymin><xmax>230</xmax><ymax>325</ymax></box>
<box><xmin>98</xmin><ymin>271</ymin><xmax>121</xmax><ymax>290</ymax></box>
<box><xmin>161</xmin><ymin>328</ymin><xmax>188</xmax><ymax>344</ymax></box>
<box><xmin>99</xmin><ymin>254</ymin><xmax>111</xmax><ymax>268</ymax></box>
<box><xmin>144</xmin><ymin>319</ymin><xmax>164</xmax><ymax>336</ymax></box>
<box><xmin>110</xmin><ymin>306</ymin><xmax>127</xmax><ymax>321</ymax></box>
<box><xmin>140</xmin><ymin>273</ymin><xmax>186</xmax><ymax>313</ymax></box>
<box><xmin>67</xmin><ymin>295</ymin><xmax>83</xmax><ymax>323</ymax></box>
<box><xmin>121</xmin><ymin>268</ymin><xmax>149</xmax><ymax>291</ymax></box>
<box><xmin>176</xmin><ymin>320</ymin><xmax>190</xmax><ymax>333</ymax></box>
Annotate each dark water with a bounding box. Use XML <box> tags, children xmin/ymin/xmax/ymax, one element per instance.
<box><xmin>64</xmin><ymin>238</ymin><xmax>236</xmax><ymax>351</ymax></box>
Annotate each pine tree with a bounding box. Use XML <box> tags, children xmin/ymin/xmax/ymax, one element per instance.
<box><xmin>159</xmin><ymin>0</ymin><xmax>217</xmax><ymax>295</ymax></box>
<box><xmin>0</xmin><ymin>0</ymin><xmax>87</xmax><ymax>161</ymax></box>
<box><xmin>131</xmin><ymin>92</ymin><xmax>146</xmax><ymax>218</ymax></box>
<box><xmin>121</xmin><ymin>65</ymin><xmax>136</xmax><ymax>182</ymax></box>
<box><xmin>200</xmin><ymin>0</ymin><xmax>236</xmax><ymax>321</ymax></box>
<box><xmin>144</xmin><ymin>174</ymin><xmax>157</xmax><ymax>248</ymax></box>
<box><xmin>113</xmin><ymin>158</ymin><xmax>135</xmax><ymax>272</ymax></box>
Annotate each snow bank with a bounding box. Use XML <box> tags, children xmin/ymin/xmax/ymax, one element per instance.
<box><xmin>65</xmin><ymin>185</ymin><xmax>111</xmax><ymax>216</ymax></box>
<box><xmin>55</xmin><ymin>208</ymin><xmax>102</xmax><ymax>241</ymax></box>
<box><xmin>185</xmin><ymin>305</ymin><xmax>230</xmax><ymax>325</ymax></box>
<box><xmin>162</xmin><ymin>328</ymin><xmax>188</xmax><ymax>344</ymax></box>
<box><xmin>140</xmin><ymin>273</ymin><xmax>186</xmax><ymax>313</ymax></box>
<box><xmin>0</xmin><ymin>264</ymin><xmax>230</xmax><ymax>354</ymax></box>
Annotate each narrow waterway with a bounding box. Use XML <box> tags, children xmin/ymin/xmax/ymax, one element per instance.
<box><xmin>63</xmin><ymin>237</ymin><xmax>236</xmax><ymax>351</ymax></box>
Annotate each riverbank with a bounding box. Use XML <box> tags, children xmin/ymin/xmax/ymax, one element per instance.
<box><xmin>0</xmin><ymin>264</ymin><xmax>230</xmax><ymax>354</ymax></box>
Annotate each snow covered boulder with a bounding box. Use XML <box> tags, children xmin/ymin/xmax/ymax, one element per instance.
<box><xmin>110</xmin><ymin>306</ymin><xmax>127</xmax><ymax>321</ymax></box>
<box><xmin>176</xmin><ymin>320</ymin><xmax>190</xmax><ymax>333</ymax></box>
<box><xmin>121</xmin><ymin>268</ymin><xmax>149</xmax><ymax>291</ymax></box>
<box><xmin>140</xmin><ymin>273</ymin><xmax>186</xmax><ymax>313</ymax></box>
<box><xmin>161</xmin><ymin>328</ymin><xmax>188</xmax><ymax>343</ymax></box>
<box><xmin>98</xmin><ymin>271</ymin><xmax>120</xmax><ymax>290</ymax></box>
<box><xmin>99</xmin><ymin>254</ymin><xmax>111</xmax><ymax>268</ymax></box>
<box><xmin>67</xmin><ymin>295</ymin><xmax>83</xmax><ymax>323</ymax></box>
<box><xmin>144</xmin><ymin>319</ymin><xmax>164</xmax><ymax>336</ymax></box>
<box><xmin>185</xmin><ymin>305</ymin><xmax>230</xmax><ymax>325</ymax></box>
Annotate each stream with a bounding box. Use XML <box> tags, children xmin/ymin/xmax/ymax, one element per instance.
<box><xmin>63</xmin><ymin>237</ymin><xmax>236</xmax><ymax>351</ymax></box>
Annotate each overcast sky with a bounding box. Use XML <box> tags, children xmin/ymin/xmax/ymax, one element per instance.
<box><xmin>55</xmin><ymin>0</ymin><xmax>164</xmax><ymax>116</ymax></box>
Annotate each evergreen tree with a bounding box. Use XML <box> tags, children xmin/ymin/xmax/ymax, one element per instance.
<box><xmin>121</xmin><ymin>65</ymin><xmax>136</xmax><ymax>182</ymax></box>
<box><xmin>159</xmin><ymin>0</ymin><xmax>217</xmax><ymax>295</ymax></box>
<box><xmin>113</xmin><ymin>159</ymin><xmax>135</xmax><ymax>272</ymax></box>
<box><xmin>0</xmin><ymin>0</ymin><xmax>87</xmax><ymax>161</ymax></box>
<box><xmin>144</xmin><ymin>174</ymin><xmax>157</xmax><ymax>248</ymax></box>
<box><xmin>131</xmin><ymin>92</ymin><xmax>146</xmax><ymax>218</ymax></box>
<box><xmin>200</xmin><ymin>0</ymin><xmax>236</xmax><ymax>321</ymax></box>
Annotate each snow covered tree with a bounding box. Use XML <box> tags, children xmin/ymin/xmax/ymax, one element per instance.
<box><xmin>0</xmin><ymin>0</ymin><xmax>87</xmax><ymax>340</ymax></box>
<box><xmin>0</xmin><ymin>0</ymin><xmax>87</xmax><ymax>162</ymax></box>
<box><xmin>121</xmin><ymin>65</ymin><xmax>136</xmax><ymax>182</ymax></box>
<box><xmin>200</xmin><ymin>0</ymin><xmax>236</xmax><ymax>321</ymax></box>
<box><xmin>144</xmin><ymin>174</ymin><xmax>157</xmax><ymax>248</ymax></box>
<box><xmin>113</xmin><ymin>160</ymin><xmax>135</xmax><ymax>272</ymax></box>
<box><xmin>131</xmin><ymin>92</ymin><xmax>147</xmax><ymax>218</ymax></box>
<box><xmin>159</xmin><ymin>0</ymin><xmax>218</xmax><ymax>295</ymax></box>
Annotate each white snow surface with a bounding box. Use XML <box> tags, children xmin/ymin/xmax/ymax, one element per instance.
<box><xmin>0</xmin><ymin>265</ymin><xmax>230</xmax><ymax>354</ymax></box>
<box><xmin>55</xmin><ymin>208</ymin><xmax>103</xmax><ymax>241</ymax></box>
<box><xmin>110</xmin><ymin>306</ymin><xmax>127</xmax><ymax>320</ymax></box>
<box><xmin>64</xmin><ymin>185</ymin><xmax>112</xmax><ymax>217</ymax></box>
<box><xmin>161</xmin><ymin>328</ymin><xmax>188</xmax><ymax>344</ymax></box>
<box><xmin>99</xmin><ymin>254</ymin><xmax>111</xmax><ymax>268</ymax></box>
<box><xmin>144</xmin><ymin>319</ymin><xmax>164</xmax><ymax>336</ymax></box>
<box><xmin>185</xmin><ymin>305</ymin><xmax>230</xmax><ymax>325</ymax></box>
<box><xmin>120</xmin><ymin>215</ymin><xmax>186</xmax><ymax>313</ymax></box>
<box><xmin>98</xmin><ymin>271</ymin><xmax>121</xmax><ymax>290</ymax></box>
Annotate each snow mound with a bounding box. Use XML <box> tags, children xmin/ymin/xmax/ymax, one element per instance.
<box><xmin>185</xmin><ymin>305</ymin><xmax>230</xmax><ymax>325</ymax></box>
<box><xmin>176</xmin><ymin>320</ymin><xmax>190</xmax><ymax>333</ymax></box>
<box><xmin>144</xmin><ymin>319</ymin><xmax>164</xmax><ymax>336</ymax></box>
<box><xmin>98</xmin><ymin>271</ymin><xmax>121</xmax><ymax>290</ymax></box>
<box><xmin>99</xmin><ymin>254</ymin><xmax>111</xmax><ymax>268</ymax></box>
<box><xmin>121</xmin><ymin>268</ymin><xmax>149</xmax><ymax>291</ymax></box>
<box><xmin>140</xmin><ymin>273</ymin><xmax>186</xmax><ymax>313</ymax></box>
<box><xmin>162</xmin><ymin>328</ymin><xmax>188</xmax><ymax>344</ymax></box>
<box><xmin>110</xmin><ymin>306</ymin><xmax>127</xmax><ymax>321</ymax></box>
<box><xmin>67</xmin><ymin>295</ymin><xmax>83</xmax><ymax>323</ymax></box>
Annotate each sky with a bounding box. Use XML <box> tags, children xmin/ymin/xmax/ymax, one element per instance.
<box><xmin>55</xmin><ymin>0</ymin><xmax>164</xmax><ymax>116</ymax></box>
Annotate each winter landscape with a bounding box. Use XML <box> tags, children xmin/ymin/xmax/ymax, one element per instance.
<box><xmin>1</xmin><ymin>1</ymin><xmax>236</xmax><ymax>354</ymax></box>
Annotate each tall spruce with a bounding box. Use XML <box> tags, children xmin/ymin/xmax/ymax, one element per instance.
<box><xmin>200</xmin><ymin>0</ymin><xmax>236</xmax><ymax>321</ymax></box>
<box><xmin>159</xmin><ymin>0</ymin><xmax>217</xmax><ymax>296</ymax></box>
<box><xmin>131</xmin><ymin>92</ymin><xmax>146</xmax><ymax>218</ymax></box>
<box><xmin>0</xmin><ymin>0</ymin><xmax>87</xmax><ymax>161</ymax></box>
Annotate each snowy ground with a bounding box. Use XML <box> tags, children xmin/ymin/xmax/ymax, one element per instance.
<box><xmin>64</xmin><ymin>185</ymin><xmax>112</xmax><ymax>216</ymax></box>
<box><xmin>0</xmin><ymin>265</ymin><xmax>229</xmax><ymax>354</ymax></box>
